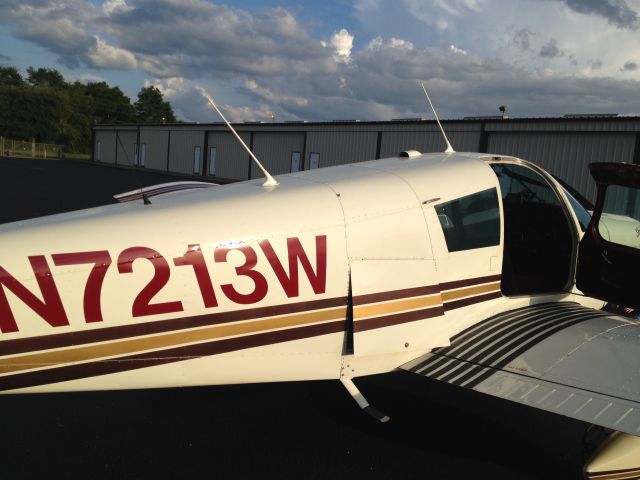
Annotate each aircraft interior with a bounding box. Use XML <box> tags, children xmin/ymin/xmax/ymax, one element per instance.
<box><xmin>491</xmin><ymin>163</ymin><xmax>575</xmax><ymax>296</ymax></box>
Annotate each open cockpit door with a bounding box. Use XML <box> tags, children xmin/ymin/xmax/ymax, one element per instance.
<box><xmin>576</xmin><ymin>162</ymin><xmax>640</xmax><ymax>307</ymax></box>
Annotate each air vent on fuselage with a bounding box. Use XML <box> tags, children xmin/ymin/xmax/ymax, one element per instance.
<box><xmin>399</xmin><ymin>150</ymin><xmax>422</xmax><ymax>159</ymax></box>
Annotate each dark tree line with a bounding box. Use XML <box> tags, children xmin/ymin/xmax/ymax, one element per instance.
<box><xmin>0</xmin><ymin>66</ymin><xmax>177</xmax><ymax>153</ymax></box>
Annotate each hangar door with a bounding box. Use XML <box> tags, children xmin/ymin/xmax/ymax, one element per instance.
<box><xmin>251</xmin><ymin>132</ymin><xmax>305</xmax><ymax>178</ymax></box>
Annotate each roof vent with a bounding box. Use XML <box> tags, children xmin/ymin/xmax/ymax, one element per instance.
<box><xmin>399</xmin><ymin>150</ymin><xmax>422</xmax><ymax>159</ymax></box>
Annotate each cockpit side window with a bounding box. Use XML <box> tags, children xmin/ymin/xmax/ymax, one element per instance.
<box><xmin>562</xmin><ymin>187</ymin><xmax>591</xmax><ymax>232</ymax></box>
<box><xmin>435</xmin><ymin>188</ymin><xmax>500</xmax><ymax>252</ymax></box>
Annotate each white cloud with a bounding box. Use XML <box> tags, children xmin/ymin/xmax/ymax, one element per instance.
<box><xmin>145</xmin><ymin>76</ymin><xmax>187</xmax><ymax>97</ymax></box>
<box><xmin>87</xmin><ymin>36</ymin><xmax>137</xmax><ymax>69</ymax></box>
<box><xmin>102</xmin><ymin>0</ymin><xmax>129</xmax><ymax>15</ymax></box>
<box><xmin>2</xmin><ymin>0</ymin><xmax>640</xmax><ymax>123</ymax></box>
<box><xmin>243</xmin><ymin>79</ymin><xmax>308</xmax><ymax>107</ymax></box>
<box><xmin>366</xmin><ymin>36</ymin><xmax>415</xmax><ymax>51</ymax></box>
<box><xmin>449</xmin><ymin>44</ymin><xmax>468</xmax><ymax>55</ymax></box>
<box><xmin>330</xmin><ymin>29</ymin><xmax>354</xmax><ymax>63</ymax></box>
<box><xmin>218</xmin><ymin>104</ymin><xmax>277</xmax><ymax>123</ymax></box>
<box><xmin>76</xmin><ymin>73</ymin><xmax>106</xmax><ymax>84</ymax></box>
<box><xmin>355</xmin><ymin>0</ymin><xmax>640</xmax><ymax>80</ymax></box>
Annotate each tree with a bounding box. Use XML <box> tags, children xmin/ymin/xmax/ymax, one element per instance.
<box><xmin>60</xmin><ymin>82</ymin><xmax>94</xmax><ymax>152</ymax></box>
<box><xmin>0</xmin><ymin>85</ymin><xmax>66</xmax><ymax>142</ymax></box>
<box><xmin>84</xmin><ymin>81</ymin><xmax>136</xmax><ymax>124</ymax></box>
<box><xmin>134</xmin><ymin>86</ymin><xmax>177</xmax><ymax>123</ymax></box>
<box><xmin>0</xmin><ymin>67</ymin><xmax>24</xmax><ymax>86</ymax></box>
<box><xmin>26</xmin><ymin>67</ymin><xmax>67</xmax><ymax>89</ymax></box>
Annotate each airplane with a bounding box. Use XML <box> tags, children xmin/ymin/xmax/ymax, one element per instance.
<box><xmin>1</xmin><ymin>95</ymin><xmax>639</xmax><ymax>479</ymax></box>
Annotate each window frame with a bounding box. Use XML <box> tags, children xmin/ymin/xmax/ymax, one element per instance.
<box><xmin>434</xmin><ymin>187</ymin><xmax>501</xmax><ymax>253</ymax></box>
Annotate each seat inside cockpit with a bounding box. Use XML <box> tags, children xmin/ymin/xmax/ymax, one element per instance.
<box><xmin>490</xmin><ymin>163</ymin><xmax>575</xmax><ymax>296</ymax></box>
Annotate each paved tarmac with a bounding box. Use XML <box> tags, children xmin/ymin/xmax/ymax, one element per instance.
<box><xmin>0</xmin><ymin>157</ymin><xmax>592</xmax><ymax>479</ymax></box>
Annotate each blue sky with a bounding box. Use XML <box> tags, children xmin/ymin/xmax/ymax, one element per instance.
<box><xmin>2</xmin><ymin>0</ymin><xmax>640</xmax><ymax>122</ymax></box>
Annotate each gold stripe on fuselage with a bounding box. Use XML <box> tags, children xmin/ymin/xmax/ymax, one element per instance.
<box><xmin>0</xmin><ymin>277</ymin><xmax>502</xmax><ymax>377</ymax></box>
<box><xmin>353</xmin><ymin>294</ymin><xmax>443</xmax><ymax>319</ymax></box>
<box><xmin>441</xmin><ymin>282</ymin><xmax>501</xmax><ymax>302</ymax></box>
<box><xmin>0</xmin><ymin>307</ymin><xmax>346</xmax><ymax>376</ymax></box>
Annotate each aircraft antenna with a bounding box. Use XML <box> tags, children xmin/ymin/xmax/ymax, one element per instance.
<box><xmin>420</xmin><ymin>81</ymin><xmax>455</xmax><ymax>154</ymax></box>
<box><xmin>200</xmin><ymin>89</ymin><xmax>278</xmax><ymax>188</ymax></box>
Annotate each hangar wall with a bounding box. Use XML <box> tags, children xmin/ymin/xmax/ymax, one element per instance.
<box><xmin>139</xmin><ymin>128</ymin><xmax>169</xmax><ymax>171</ymax></box>
<box><xmin>93</xmin><ymin>116</ymin><xmax>640</xmax><ymax>201</ymax></box>
<box><xmin>251</xmin><ymin>131</ymin><xmax>305</xmax><ymax>179</ymax></box>
<box><xmin>206</xmin><ymin>131</ymin><xmax>251</xmax><ymax>179</ymax></box>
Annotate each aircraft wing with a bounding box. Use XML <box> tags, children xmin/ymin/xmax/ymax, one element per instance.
<box><xmin>401</xmin><ymin>302</ymin><xmax>640</xmax><ymax>436</ymax></box>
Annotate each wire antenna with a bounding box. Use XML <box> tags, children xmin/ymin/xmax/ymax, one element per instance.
<box><xmin>420</xmin><ymin>81</ymin><xmax>455</xmax><ymax>154</ymax></box>
<box><xmin>199</xmin><ymin>88</ymin><xmax>278</xmax><ymax>187</ymax></box>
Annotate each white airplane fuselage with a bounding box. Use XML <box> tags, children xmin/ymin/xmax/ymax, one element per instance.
<box><xmin>0</xmin><ymin>152</ymin><xmax>600</xmax><ymax>393</ymax></box>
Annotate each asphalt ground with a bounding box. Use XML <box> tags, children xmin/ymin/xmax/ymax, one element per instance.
<box><xmin>0</xmin><ymin>157</ymin><xmax>593</xmax><ymax>479</ymax></box>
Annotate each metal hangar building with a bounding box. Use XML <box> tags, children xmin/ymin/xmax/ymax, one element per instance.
<box><xmin>92</xmin><ymin>115</ymin><xmax>640</xmax><ymax>202</ymax></box>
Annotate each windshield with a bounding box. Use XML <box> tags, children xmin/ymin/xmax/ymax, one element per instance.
<box><xmin>561</xmin><ymin>186</ymin><xmax>591</xmax><ymax>232</ymax></box>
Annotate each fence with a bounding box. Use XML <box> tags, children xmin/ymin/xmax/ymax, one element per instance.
<box><xmin>0</xmin><ymin>137</ymin><xmax>64</xmax><ymax>159</ymax></box>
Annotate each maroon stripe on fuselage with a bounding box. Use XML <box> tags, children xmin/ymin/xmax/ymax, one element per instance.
<box><xmin>439</xmin><ymin>274</ymin><xmax>502</xmax><ymax>291</ymax></box>
<box><xmin>443</xmin><ymin>291</ymin><xmax>502</xmax><ymax>312</ymax></box>
<box><xmin>352</xmin><ymin>285</ymin><xmax>440</xmax><ymax>306</ymax></box>
<box><xmin>0</xmin><ymin>297</ymin><xmax>347</xmax><ymax>357</ymax></box>
<box><xmin>0</xmin><ymin>320</ymin><xmax>346</xmax><ymax>392</ymax></box>
<box><xmin>354</xmin><ymin>306</ymin><xmax>445</xmax><ymax>332</ymax></box>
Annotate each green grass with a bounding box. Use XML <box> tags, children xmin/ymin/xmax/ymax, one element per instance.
<box><xmin>64</xmin><ymin>152</ymin><xmax>91</xmax><ymax>161</ymax></box>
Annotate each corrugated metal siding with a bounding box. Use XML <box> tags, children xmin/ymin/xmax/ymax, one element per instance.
<box><xmin>94</xmin><ymin>120</ymin><xmax>640</xmax><ymax>200</ymax></box>
<box><xmin>379</xmin><ymin>130</ymin><xmax>481</xmax><ymax>157</ymax></box>
<box><xmin>139</xmin><ymin>130</ymin><xmax>169</xmax><ymax>171</ymax></box>
<box><xmin>486</xmin><ymin>119</ymin><xmax>640</xmax><ymax>132</ymax></box>
<box><xmin>305</xmin><ymin>132</ymin><xmax>377</xmax><ymax>168</ymax></box>
<box><xmin>168</xmin><ymin>130</ymin><xmax>205</xmax><ymax>174</ymax></box>
<box><xmin>115</xmin><ymin>130</ymin><xmax>137</xmax><ymax>167</ymax></box>
<box><xmin>251</xmin><ymin>132</ymin><xmax>305</xmax><ymax>179</ymax></box>
<box><xmin>487</xmin><ymin>132</ymin><xmax>636</xmax><ymax>202</ymax></box>
<box><xmin>95</xmin><ymin>131</ymin><xmax>116</xmax><ymax>164</ymax></box>
<box><xmin>207</xmin><ymin>131</ymin><xmax>251</xmax><ymax>180</ymax></box>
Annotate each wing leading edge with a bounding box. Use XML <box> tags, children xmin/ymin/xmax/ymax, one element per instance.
<box><xmin>402</xmin><ymin>302</ymin><xmax>640</xmax><ymax>436</ymax></box>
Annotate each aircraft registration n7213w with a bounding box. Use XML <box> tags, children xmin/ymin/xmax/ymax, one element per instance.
<box><xmin>1</xmin><ymin>146</ymin><xmax>639</xmax><ymax>478</ymax></box>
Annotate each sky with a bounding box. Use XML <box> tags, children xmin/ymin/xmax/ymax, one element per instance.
<box><xmin>1</xmin><ymin>0</ymin><xmax>640</xmax><ymax>122</ymax></box>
